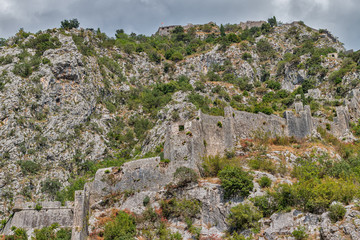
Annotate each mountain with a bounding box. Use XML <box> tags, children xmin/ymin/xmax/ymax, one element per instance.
<box><xmin>1</xmin><ymin>19</ymin><xmax>360</xmax><ymax>239</ymax></box>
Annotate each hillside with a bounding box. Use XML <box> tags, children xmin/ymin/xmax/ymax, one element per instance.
<box><xmin>0</xmin><ymin>19</ymin><xmax>360</xmax><ymax>239</ymax></box>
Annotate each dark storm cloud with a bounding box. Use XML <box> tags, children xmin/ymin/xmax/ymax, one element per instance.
<box><xmin>0</xmin><ymin>0</ymin><xmax>358</xmax><ymax>50</ymax></box>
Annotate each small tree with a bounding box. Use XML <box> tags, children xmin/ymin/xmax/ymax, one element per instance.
<box><xmin>220</xmin><ymin>24</ymin><xmax>226</xmax><ymax>37</ymax></box>
<box><xmin>60</xmin><ymin>18</ymin><xmax>80</xmax><ymax>30</ymax></box>
<box><xmin>41</xmin><ymin>178</ymin><xmax>62</xmax><ymax>198</ymax></box>
<box><xmin>227</xmin><ymin>203</ymin><xmax>262</xmax><ymax>233</ymax></box>
<box><xmin>218</xmin><ymin>166</ymin><xmax>254</xmax><ymax>199</ymax></box>
<box><xmin>0</xmin><ymin>38</ymin><xmax>6</xmax><ymax>46</ymax></box>
<box><xmin>268</xmin><ymin>16</ymin><xmax>277</xmax><ymax>27</ymax></box>
<box><xmin>104</xmin><ymin>211</ymin><xmax>136</xmax><ymax>240</ymax></box>
<box><xmin>173</xmin><ymin>167</ymin><xmax>198</xmax><ymax>187</ymax></box>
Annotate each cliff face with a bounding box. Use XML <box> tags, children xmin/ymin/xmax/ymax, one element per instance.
<box><xmin>0</xmin><ymin>21</ymin><xmax>360</xmax><ymax>239</ymax></box>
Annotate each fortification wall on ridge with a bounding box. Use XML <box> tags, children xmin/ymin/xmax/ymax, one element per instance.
<box><xmin>164</xmin><ymin>103</ymin><xmax>352</xmax><ymax>163</ymax></box>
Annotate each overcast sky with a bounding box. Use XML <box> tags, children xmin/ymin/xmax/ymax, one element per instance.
<box><xmin>0</xmin><ymin>0</ymin><xmax>358</xmax><ymax>50</ymax></box>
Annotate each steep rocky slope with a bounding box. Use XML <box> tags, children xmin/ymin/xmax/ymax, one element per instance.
<box><xmin>0</xmin><ymin>20</ymin><xmax>360</xmax><ymax>239</ymax></box>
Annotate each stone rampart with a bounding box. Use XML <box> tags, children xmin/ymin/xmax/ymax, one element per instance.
<box><xmin>284</xmin><ymin>103</ymin><xmax>313</xmax><ymax>138</ymax></box>
<box><xmin>71</xmin><ymin>190</ymin><xmax>89</xmax><ymax>240</ymax></box>
<box><xmin>3</xmin><ymin>199</ymin><xmax>74</xmax><ymax>237</ymax></box>
<box><xmin>164</xmin><ymin>103</ymin><xmax>352</xmax><ymax>163</ymax></box>
<box><xmin>3</xmin><ymin>192</ymin><xmax>89</xmax><ymax>240</ymax></box>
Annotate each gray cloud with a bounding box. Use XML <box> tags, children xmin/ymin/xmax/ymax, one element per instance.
<box><xmin>0</xmin><ymin>0</ymin><xmax>358</xmax><ymax>50</ymax></box>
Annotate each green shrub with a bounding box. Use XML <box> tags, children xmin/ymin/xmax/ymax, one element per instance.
<box><xmin>72</xmin><ymin>34</ymin><xmax>95</xmax><ymax>56</ymax></box>
<box><xmin>60</xmin><ymin>19</ymin><xmax>80</xmax><ymax>29</ymax></box>
<box><xmin>160</xmin><ymin>198</ymin><xmax>201</xmax><ymax>220</ymax></box>
<box><xmin>143</xmin><ymin>196</ymin><xmax>150</xmax><ymax>206</ymax></box>
<box><xmin>25</xmin><ymin>33</ymin><xmax>61</xmax><ymax>55</ymax></box>
<box><xmin>266</xmin><ymin>80</ymin><xmax>281</xmax><ymax>90</ymax></box>
<box><xmin>227</xmin><ymin>203</ymin><xmax>262</xmax><ymax>233</ymax></box>
<box><xmin>292</xmin><ymin>226</ymin><xmax>308</xmax><ymax>240</ymax></box>
<box><xmin>252</xmin><ymin>195</ymin><xmax>274</xmax><ymax>217</ymax></box>
<box><xmin>0</xmin><ymin>55</ymin><xmax>13</xmax><ymax>65</ymax></box>
<box><xmin>13</xmin><ymin>62</ymin><xmax>32</xmax><ymax>78</ymax></box>
<box><xmin>173</xmin><ymin>167</ymin><xmax>198</xmax><ymax>187</ymax></box>
<box><xmin>42</xmin><ymin>57</ymin><xmax>51</xmax><ymax>65</ymax></box>
<box><xmin>55</xmin><ymin>178</ymin><xmax>86</xmax><ymax>204</ymax></box>
<box><xmin>35</xmin><ymin>204</ymin><xmax>42</xmax><ymax>211</ymax></box>
<box><xmin>248</xmin><ymin>156</ymin><xmax>277</xmax><ymax>174</ymax></box>
<box><xmin>201</xmin><ymin>155</ymin><xmax>240</xmax><ymax>177</ymax></box>
<box><xmin>170</xmin><ymin>51</ymin><xmax>184</xmax><ymax>62</ymax></box>
<box><xmin>104</xmin><ymin>211</ymin><xmax>136</xmax><ymax>240</ymax></box>
<box><xmin>202</xmin><ymin>155</ymin><xmax>225</xmax><ymax>177</ymax></box>
<box><xmin>5</xmin><ymin>227</ymin><xmax>28</xmax><ymax>240</ymax></box>
<box><xmin>328</xmin><ymin>203</ymin><xmax>346</xmax><ymax>222</ymax></box>
<box><xmin>241</xmin><ymin>52</ymin><xmax>252</xmax><ymax>61</ymax></box>
<box><xmin>259</xmin><ymin>176</ymin><xmax>272</xmax><ymax>188</ymax></box>
<box><xmin>256</xmin><ymin>39</ymin><xmax>275</xmax><ymax>60</ymax></box>
<box><xmin>160</xmin><ymin>158</ymin><xmax>170</xmax><ymax>164</ymax></box>
<box><xmin>41</xmin><ymin>179</ymin><xmax>61</xmax><ymax>198</ymax></box>
<box><xmin>218</xmin><ymin>166</ymin><xmax>254</xmax><ymax>199</ymax></box>
<box><xmin>18</xmin><ymin>160</ymin><xmax>41</xmax><ymax>175</ymax></box>
<box><xmin>33</xmin><ymin>223</ymin><xmax>71</xmax><ymax>240</ymax></box>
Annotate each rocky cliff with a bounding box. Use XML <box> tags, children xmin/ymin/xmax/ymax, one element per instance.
<box><xmin>0</xmin><ymin>20</ymin><xmax>360</xmax><ymax>239</ymax></box>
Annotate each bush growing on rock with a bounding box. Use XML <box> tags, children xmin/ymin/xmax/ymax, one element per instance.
<box><xmin>252</xmin><ymin>195</ymin><xmax>274</xmax><ymax>217</ymax></box>
<box><xmin>25</xmin><ymin>33</ymin><xmax>61</xmax><ymax>56</ymax></box>
<box><xmin>41</xmin><ymin>178</ymin><xmax>62</xmax><ymax>198</ymax></box>
<box><xmin>328</xmin><ymin>203</ymin><xmax>346</xmax><ymax>223</ymax></box>
<box><xmin>143</xmin><ymin>196</ymin><xmax>150</xmax><ymax>206</ymax></box>
<box><xmin>218</xmin><ymin>166</ymin><xmax>253</xmax><ymax>199</ymax></box>
<box><xmin>227</xmin><ymin>203</ymin><xmax>262</xmax><ymax>233</ymax></box>
<box><xmin>173</xmin><ymin>167</ymin><xmax>198</xmax><ymax>187</ymax></box>
<box><xmin>104</xmin><ymin>211</ymin><xmax>136</xmax><ymax>240</ymax></box>
<box><xmin>256</xmin><ymin>39</ymin><xmax>275</xmax><ymax>60</ymax></box>
<box><xmin>5</xmin><ymin>227</ymin><xmax>28</xmax><ymax>240</ymax></box>
<box><xmin>18</xmin><ymin>160</ymin><xmax>41</xmax><ymax>175</ymax></box>
<box><xmin>33</xmin><ymin>223</ymin><xmax>71</xmax><ymax>240</ymax></box>
<box><xmin>160</xmin><ymin>198</ymin><xmax>201</xmax><ymax>221</ymax></box>
<box><xmin>258</xmin><ymin>176</ymin><xmax>272</xmax><ymax>188</ymax></box>
<box><xmin>292</xmin><ymin>226</ymin><xmax>308</xmax><ymax>240</ymax></box>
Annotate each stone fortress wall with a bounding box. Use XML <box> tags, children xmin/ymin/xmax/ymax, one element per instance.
<box><xmin>164</xmin><ymin>103</ymin><xmax>351</xmax><ymax>166</ymax></box>
<box><xmin>2</xmin><ymin>190</ymin><xmax>88</xmax><ymax>240</ymax></box>
<box><xmin>2</xmin><ymin>103</ymin><xmax>352</xmax><ymax>239</ymax></box>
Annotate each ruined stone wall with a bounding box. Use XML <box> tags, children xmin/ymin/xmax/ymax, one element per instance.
<box><xmin>89</xmin><ymin>157</ymin><xmax>180</xmax><ymax>207</ymax></box>
<box><xmin>226</xmin><ymin>107</ymin><xmax>287</xmax><ymax>139</ymax></box>
<box><xmin>72</xmin><ymin>190</ymin><xmax>89</xmax><ymax>240</ymax></box>
<box><xmin>348</xmin><ymin>89</ymin><xmax>360</xmax><ymax>119</ymax></box>
<box><xmin>3</xmin><ymin>193</ymin><xmax>90</xmax><ymax>240</ymax></box>
<box><xmin>163</xmin><ymin>110</ymin><xmax>234</xmax><ymax>167</ymax></box>
<box><xmin>156</xmin><ymin>25</ymin><xmax>181</xmax><ymax>36</ymax></box>
<box><xmin>239</xmin><ymin>21</ymin><xmax>266</xmax><ymax>30</ymax></box>
<box><xmin>164</xmin><ymin>103</ymin><xmax>353</xmax><ymax>163</ymax></box>
<box><xmin>284</xmin><ymin>103</ymin><xmax>313</xmax><ymax>138</ymax></box>
<box><xmin>199</xmin><ymin>111</ymin><xmax>234</xmax><ymax>157</ymax></box>
<box><xmin>3</xmin><ymin>200</ymin><xmax>74</xmax><ymax>237</ymax></box>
